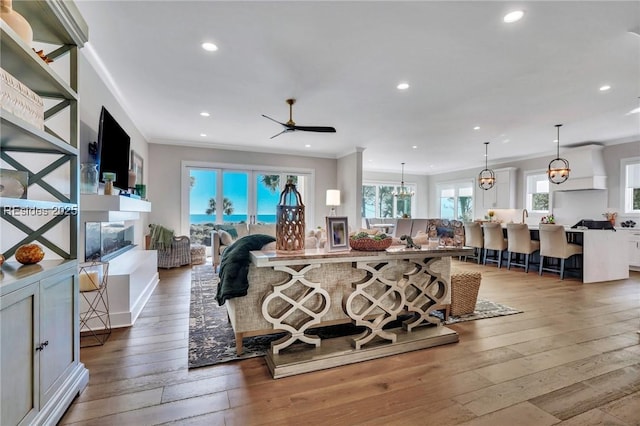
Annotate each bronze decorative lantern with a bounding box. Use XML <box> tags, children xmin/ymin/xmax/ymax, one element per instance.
<box><xmin>276</xmin><ymin>179</ymin><xmax>305</xmax><ymax>253</ymax></box>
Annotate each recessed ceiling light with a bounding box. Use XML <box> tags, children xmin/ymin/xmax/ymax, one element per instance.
<box><xmin>553</xmin><ymin>139</ymin><xmax>558</xmax><ymax>143</ymax></box>
<box><xmin>397</xmin><ymin>82</ymin><xmax>410</xmax><ymax>90</ymax></box>
<box><xmin>502</xmin><ymin>139</ymin><xmax>510</xmax><ymax>143</ymax></box>
<box><xmin>200</xmin><ymin>133</ymin><xmax>207</xmax><ymax>137</ymax></box>
<box><xmin>200</xmin><ymin>112</ymin><xmax>210</xmax><ymax>117</ymax></box>
<box><xmin>599</xmin><ymin>85</ymin><xmax>611</xmax><ymax>91</ymax></box>
<box><xmin>201</xmin><ymin>42</ymin><xmax>218</xmax><ymax>52</ymax></box>
<box><xmin>503</xmin><ymin>10</ymin><xmax>524</xmax><ymax>23</ymax></box>
<box><xmin>474</xmin><ymin>126</ymin><xmax>481</xmax><ymax>130</ymax></box>
<box><xmin>305</xmin><ymin>144</ymin><xmax>311</xmax><ymax>148</ymax></box>
<box><xmin>412</xmin><ymin>145</ymin><xmax>418</xmax><ymax>149</ymax></box>
<box><xmin>626</xmin><ymin>107</ymin><xmax>640</xmax><ymax>115</ymax></box>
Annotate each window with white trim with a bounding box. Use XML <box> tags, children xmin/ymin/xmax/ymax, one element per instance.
<box><xmin>623</xmin><ymin>158</ymin><xmax>640</xmax><ymax>213</ymax></box>
<box><xmin>437</xmin><ymin>180</ymin><xmax>473</xmax><ymax>221</ymax></box>
<box><xmin>525</xmin><ymin>172</ymin><xmax>550</xmax><ymax>213</ymax></box>
<box><xmin>362</xmin><ymin>182</ymin><xmax>416</xmax><ymax>218</ymax></box>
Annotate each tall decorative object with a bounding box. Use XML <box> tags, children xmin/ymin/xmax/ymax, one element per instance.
<box><xmin>547</xmin><ymin>124</ymin><xmax>570</xmax><ymax>184</ymax></box>
<box><xmin>276</xmin><ymin>179</ymin><xmax>305</xmax><ymax>253</ymax></box>
<box><xmin>478</xmin><ymin>142</ymin><xmax>496</xmax><ymax>190</ymax></box>
<box><xmin>0</xmin><ymin>0</ymin><xmax>33</xmax><ymax>46</ymax></box>
<box><xmin>80</xmin><ymin>163</ymin><xmax>99</xmax><ymax>194</ymax></box>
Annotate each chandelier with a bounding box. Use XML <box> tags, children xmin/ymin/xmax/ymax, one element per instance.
<box><xmin>393</xmin><ymin>162</ymin><xmax>414</xmax><ymax>199</ymax></box>
<box><xmin>478</xmin><ymin>142</ymin><xmax>496</xmax><ymax>190</ymax></box>
<box><xmin>547</xmin><ymin>124</ymin><xmax>570</xmax><ymax>184</ymax></box>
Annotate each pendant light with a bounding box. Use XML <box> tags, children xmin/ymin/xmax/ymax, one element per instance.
<box><xmin>478</xmin><ymin>142</ymin><xmax>495</xmax><ymax>190</ymax></box>
<box><xmin>393</xmin><ymin>162</ymin><xmax>414</xmax><ymax>199</ymax></box>
<box><xmin>547</xmin><ymin>124</ymin><xmax>570</xmax><ymax>184</ymax></box>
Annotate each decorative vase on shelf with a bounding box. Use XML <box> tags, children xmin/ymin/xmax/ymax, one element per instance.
<box><xmin>128</xmin><ymin>169</ymin><xmax>136</xmax><ymax>189</ymax></box>
<box><xmin>80</xmin><ymin>163</ymin><xmax>99</xmax><ymax>194</ymax></box>
<box><xmin>1</xmin><ymin>0</ymin><xmax>33</xmax><ymax>46</ymax></box>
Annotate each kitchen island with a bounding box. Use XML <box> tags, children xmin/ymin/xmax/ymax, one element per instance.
<box><xmin>522</xmin><ymin>225</ymin><xmax>629</xmax><ymax>283</ymax></box>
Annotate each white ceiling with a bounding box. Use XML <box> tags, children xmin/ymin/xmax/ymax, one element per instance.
<box><xmin>75</xmin><ymin>1</ymin><xmax>640</xmax><ymax>175</ymax></box>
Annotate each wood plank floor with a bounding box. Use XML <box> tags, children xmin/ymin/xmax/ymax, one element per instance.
<box><xmin>60</xmin><ymin>261</ymin><xmax>640</xmax><ymax>425</ymax></box>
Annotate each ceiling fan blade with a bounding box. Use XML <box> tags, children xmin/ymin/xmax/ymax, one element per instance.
<box><xmin>269</xmin><ymin>129</ymin><xmax>290</xmax><ymax>139</ymax></box>
<box><xmin>292</xmin><ymin>125</ymin><xmax>336</xmax><ymax>133</ymax></box>
<box><xmin>262</xmin><ymin>114</ymin><xmax>287</xmax><ymax>126</ymax></box>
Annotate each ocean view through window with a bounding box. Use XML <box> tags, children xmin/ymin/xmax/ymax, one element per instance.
<box><xmin>186</xmin><ymin>166</ymin><xmax>311</xmax><ymax>245</ymax></box>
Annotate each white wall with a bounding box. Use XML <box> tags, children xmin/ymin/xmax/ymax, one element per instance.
<box><xmin>337</xmin><ymin>148</ymin><xmax>363</xmax><ymax>231</ymax></box>
<box><xmin>148</xmin><ymin>144</ymin><xmax>337</xmax><ymax>235</ymax></box>
<box><xmin>78</xmin><ymin>52</ymin><xmax>151</xmax><ymax>249</ymax></box>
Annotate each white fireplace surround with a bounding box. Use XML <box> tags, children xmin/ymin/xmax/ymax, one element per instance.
<box><xmin>80</xmin><ymin>195</ymin><xmax>158</xmax><ymax>328</ymax></box>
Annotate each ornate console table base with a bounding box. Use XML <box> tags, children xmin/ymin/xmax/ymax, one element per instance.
<box><xmin>262</xmin><ymin>264</ymin><xmax>330</xmax><ymax>354</ymax></box>
<box><xmin>401</xmin><ymin>257</ymin><xmax>448</xmax><ymax>332</ymax></box>
<box><xmin>255</xmin><ymin>249</ymin><xmax>469</xmax><ymax>378</ymax></box>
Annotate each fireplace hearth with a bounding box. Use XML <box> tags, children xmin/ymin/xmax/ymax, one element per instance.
<box><xmin>85</xmin><ymin>221</ymin><xmax>135</xmax><ymax>261</ymax></box>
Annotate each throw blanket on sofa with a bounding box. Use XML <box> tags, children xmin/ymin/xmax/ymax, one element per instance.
<box><xmin>216</xmin><ymin>234</ymin><xmax>276</xmax><ymax>306</ymax></box>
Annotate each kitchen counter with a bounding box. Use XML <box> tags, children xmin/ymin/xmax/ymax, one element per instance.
<box><xmin>494</xmin><ymin>223</ymin><xmax>628</xmax><ymax>283</ymax></box>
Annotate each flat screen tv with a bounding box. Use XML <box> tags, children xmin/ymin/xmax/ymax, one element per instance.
<box><xmin>97</xmin><ymin>106</ymin><xmax>131</xmax><ymax>191</ymax></box>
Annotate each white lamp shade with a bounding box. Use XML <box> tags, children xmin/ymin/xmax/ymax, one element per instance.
<box><xmin>326</xmin><ymin>189</ymin><xmax>341</xmax><ymax>206</ymax></box>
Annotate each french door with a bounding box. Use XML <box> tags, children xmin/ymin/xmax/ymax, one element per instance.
<box><xmin>184</xmin><ymin>164</ymin><xmax>312</xmax><ymax>243</ymax></box>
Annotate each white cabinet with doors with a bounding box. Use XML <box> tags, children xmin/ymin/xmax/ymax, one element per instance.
<box><xmin>482</xmin><ymin>167</ymin><xmax>517</xmax><ymax>209</ymax></box>
<box><xmin>628</xmin><ymin>230</ymin><xmax>640</xmax><ymax>271</ymax></box>
<box><xmin>1</xmin><ymin>263</ymin><xmax>87</xmax><ymax>426</ymax></box>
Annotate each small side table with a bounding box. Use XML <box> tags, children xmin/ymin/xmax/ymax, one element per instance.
<box><xmin>79</xmin><ymin>261</ymin><xmax>111</xmax><ymax>347</ymax></box>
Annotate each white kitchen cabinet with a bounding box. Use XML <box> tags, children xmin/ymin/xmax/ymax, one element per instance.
<box><xmin>482</xmin><ymin>167</ymin><xmax>517</xmax><ymax>209</ymax></box>
<box><xmin>628</xmin><ymin>231</ymin><xmax>640</xmax><ymax>271</ymax></box>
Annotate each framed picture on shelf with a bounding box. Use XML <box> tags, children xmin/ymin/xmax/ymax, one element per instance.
<box><xmin>326</xmin><ymin>216</ymin><xmax>349</xmax><ymax>252</ymax></box>
<box><xmin>130</xmin><ymin>149</ymin><xmax>143</xmax><ymax>185</ymax></box>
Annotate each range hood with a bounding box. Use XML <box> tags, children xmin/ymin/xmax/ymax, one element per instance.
<box><xmin>554</xmin><ymin>144</ymin><xmax>607</xmax><ymax>191</ymax></box>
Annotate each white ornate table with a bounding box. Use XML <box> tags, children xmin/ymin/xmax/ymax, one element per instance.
<box><xmin>252</xmin><ymin>246</ymin><xmax>472</xmax><ymax>378</ymax></box>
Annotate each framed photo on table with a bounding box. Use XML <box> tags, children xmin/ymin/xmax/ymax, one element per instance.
<box><xmin>326</xmin><ymin>216</ymin><xmax>349</xmax><ymax>252</ymax></box>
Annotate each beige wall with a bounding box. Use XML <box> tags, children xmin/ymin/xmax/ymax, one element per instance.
<box><xmin>148</xmin><ymin>143</ymin><xmax>337</xmax><ymax>234</ymax></box>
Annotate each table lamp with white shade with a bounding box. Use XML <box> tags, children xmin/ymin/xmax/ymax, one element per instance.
<box><xmin>326</xmin><ymin>189</ymin><xmax>340</xmax><ymax>216</ymax></box>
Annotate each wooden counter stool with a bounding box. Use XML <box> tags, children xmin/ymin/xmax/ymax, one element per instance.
<box><xmin>482</xmin><ymin>222</ymin><xmax>508</xmax><ymax>268</ymax></box>
<box><xmin>538</xmin><ymin>224</ymin><xmax>583</xmax><ymax>279</ymax></box>
<box><xmin>463</xmin><ymin>222</ymin><xmax>483</xmax><ymax>264</ymax></box>
<box><xmin>506</xmin><ymin>223</ymin><xmax>540</xmax><ymax>273</ymax></box>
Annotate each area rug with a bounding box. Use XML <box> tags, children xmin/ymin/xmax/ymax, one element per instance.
<box><xmin>188</xmin><ymin>264</ymin><xmax>522</xmax><ymax>368</ymax></box>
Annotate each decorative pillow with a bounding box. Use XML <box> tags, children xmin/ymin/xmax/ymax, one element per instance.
<box><xmin>218</xmin><ymin>229</ymin><xmax>233</xmax><ymax>246</ymax></box>
<box><xmin>413</xmin><ymin>234</ymin><xmax>430</xmax><ymax>245</ymax></box>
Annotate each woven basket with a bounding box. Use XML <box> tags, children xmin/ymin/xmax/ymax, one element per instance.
<box><xmin>450</xmin><ymin>272</ymin><xmax>482</xmax><ymax>316</ymax></box>
<box><xmin>349</xmin><ymin>237</ymin><xmax>393</xmax><ymax>251</ymax></box>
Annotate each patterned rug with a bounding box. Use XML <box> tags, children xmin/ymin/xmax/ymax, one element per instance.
<box><xmin>188</xmin><ymin>264</ymin><xmax>522</xmax><ymax>369</ymax></box>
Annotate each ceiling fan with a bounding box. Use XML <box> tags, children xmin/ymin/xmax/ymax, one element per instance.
<box><xmin>262</xmin><ymin>98</ymin><xmax>336</xmax><ymax>139</ymax></box>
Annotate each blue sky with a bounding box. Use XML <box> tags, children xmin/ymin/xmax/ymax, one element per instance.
<box><xmin>190</xmin><ymin>169</ymin><xmax>280</xmax><ymax>215</ymax></box>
